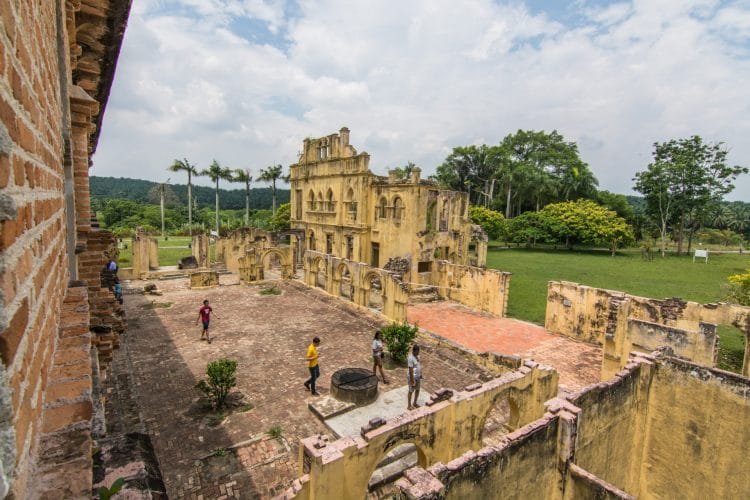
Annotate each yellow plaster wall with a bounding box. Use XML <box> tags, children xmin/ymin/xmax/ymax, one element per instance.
<box><xmin>436</xmin><ymin>418</ymin><xmax>561</xmax><ymax>500</ymax></box>
<box><xmin>189</xmin><ymin>271</ymin><xmax>218</xmax><ymax>288</ymax></box>
<box><xmin>293</xmin><ymin>364</ymin><xmax>557</xmax><ymax>499</ymax></box>
<box><xmin>433</xmin><ymin>260</ymin><xmax>512</xmax><ymax>317</ymax></box>
<box><xmin>569</xmin><ymin>359</ymin><xmax>652</xmax><ymax>494</ymax></box>
<box><xmin>302</xmin><ymin>250</ymin><xmax>409</xmax><ymax>322</ymax></box>
<box><xmin>289</xmin><ymin>129</ymin><xmax>480</xmax><ymax>280</ymax></box>
<box><xmin>638</xmin><ymin>359</ymin><xmax>750</xmax><ymax>499</ymax></box>
<box><xmin>546</xmin><ymin>281</ymin><xmax>750</xmax><ymax>376</ymax></box>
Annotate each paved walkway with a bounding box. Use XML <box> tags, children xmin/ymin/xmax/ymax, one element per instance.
<box><xmin>114</xmin><ymin>278</ymin><xmax>494</xmax><ymax>498</ymax></box>
<box><xmin>408</xmin><ymin>302</ymin><xmax>602</xmax><ymax>392</ymax></box>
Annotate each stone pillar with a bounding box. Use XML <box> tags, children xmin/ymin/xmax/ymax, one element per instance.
<box><xmin>69</xmin><ymin>86</ymin><xmax>98</xmax><ymax>242</ymax></box>
<box><xmin>148</xmin><ymin>238</ymin><xmax>159</xmax><ymax>270</ymax></box>
<box><xmin>192</xmin><ymin>234</ymin><xmax>209</xmax><ymax>268</ymax></box>
<box><xmin>132</xmin><ymin>231</ymin><xmax>151</xmax><ymax>278</ymax></box>
<box><xmin>476</xmin><ymin>240</ymin><xmax>488</xmax><ymax>267</ymax></box>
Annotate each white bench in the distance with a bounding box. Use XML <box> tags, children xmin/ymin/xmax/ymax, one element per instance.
<box><xmin>693</xmin><ymin>248</ymin><xmax>708</xmax><ymax>263</ymax></box>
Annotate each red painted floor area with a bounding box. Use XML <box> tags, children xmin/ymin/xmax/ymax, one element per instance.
<box><xmin>407</xmin><ymin>302</ymin><xmax>602</xmax><ymax>392</ymax></box>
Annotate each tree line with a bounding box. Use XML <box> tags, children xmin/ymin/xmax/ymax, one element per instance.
<box><xmin>435</xmin><ymin>130</ymin><xmax>748</xmax><ymax>254</ymax></box>
<box><xmin>90</xmin><ymin>176</ymin><xmax>290</xmax><ymax>210</ymax></box>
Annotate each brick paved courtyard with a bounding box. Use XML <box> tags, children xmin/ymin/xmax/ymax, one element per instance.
<box><xmin>111</xmin><ymin>277</ymin><xmax>495</xmax><ymax>498</ymax></box>
<box><xmin>408</xmin><ymin>302</ymin><xmax>602</xmax><ymax>392</ymax></box>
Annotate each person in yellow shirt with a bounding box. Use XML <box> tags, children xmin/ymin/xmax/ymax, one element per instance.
<box><xmin>304</xmin><ymin>337</ymin><xmax>321</xmax><ymax>395</ymax></box>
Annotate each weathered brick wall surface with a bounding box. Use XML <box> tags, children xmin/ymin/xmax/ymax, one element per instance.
<box><xmin>80</xmin><ymin>228</ymin><xmax>125</xmax><ymax>378</ymax></box>
<box><xmin>33</xmin><ymin>285</ymin><xmax>93</xmax><ymax>499</ymax></box>
<box><xmin>0</xmin><ymin>1</ymin><xmax>72</xmax><ymax>496</ymax></box>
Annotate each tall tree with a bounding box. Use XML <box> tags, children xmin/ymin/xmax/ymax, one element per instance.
<box><xmin>496</xmin><ymin>130</ymin><xmax>595</xmax><ymax>216</ymax></box>
<box><xmin>634</xmin><ymin>136</ymin><xmax>747</xmax><ymax>255</ymax></box>
<box><xmin>233</xmin><ymin>169</ymin><xmax>253</xmax><ymax>225</ymax></box>
<box><xmin>200</xmin><ymin>160</ymin><xmax>233</xmax><ymax>235</ymax></box>
<box><xmin>168</xmin><ymin>159</ymin><xmax>199</xmax><ymax>235</ymax></box>
<box><xmin>259</xmin><ymin>164</ymin><xmax>285</xmax><ymax>215</ymax></box>
<box><xmin>434</xmin><ymin>145</ymin><xmax>495</xmax><ymax>205</ymax></box>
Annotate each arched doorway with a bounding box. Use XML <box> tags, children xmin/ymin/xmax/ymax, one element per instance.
<box><xmin>261</xmin><ymin>250</ymin><xmax>284</xmax><ymax>279</ymax></box>
<box><xmin>338</xmin><ymin>264</ymin><xmax>353</xmax><ymax>300</ymax></box>
<box><xmin>364</xmin><ymin>272</ymin><xmax>383</xmax><ymax>311</ymax></box>
<box><xmin>481</xmin><ymin>393</ymin><xmax>519</xmax><ymax>447</ymax></box>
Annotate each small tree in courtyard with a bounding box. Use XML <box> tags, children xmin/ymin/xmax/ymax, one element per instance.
<box><xmin>380</xmin><ymin>322</ymin><xmax>418</xmax><ymax>363</ymax></box>
<box><xmin>195</xmin><ymin>359</ymin><xmax>237</xmax><ymax>409</ymax></box>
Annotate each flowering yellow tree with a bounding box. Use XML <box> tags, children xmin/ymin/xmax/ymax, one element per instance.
<box><xmin>726</xmin><ymin>270</ymin><xmax>750</xmax><ymax>306</ymax></box>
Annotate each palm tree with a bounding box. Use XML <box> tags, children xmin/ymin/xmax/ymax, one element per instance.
<box><xmin>233</xmin><ymin>169</ymin><xmax>253</xmax><ymax>225</ymax></box>
<box><xmin>200</xmin><ymin>160</ymin><xmax>233</xmax><ymax>235</ymax></box>
<box><xmin>168</xmin><ymin>158</ymin><xmax>199</xmax><ymax>235</ymax></box>
<box><xmin>259</xmin><ymin>164</ymin><xmax>285</xmax><ymax>215</ymax></box>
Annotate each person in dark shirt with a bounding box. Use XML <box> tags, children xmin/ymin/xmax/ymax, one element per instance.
<box><xmin>196</xmin><ymin>299</ymin><xmax>219</xmax><ymax>343</ymax></box>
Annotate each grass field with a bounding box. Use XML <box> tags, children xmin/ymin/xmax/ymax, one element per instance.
<box><xmin>116</xmin><ymin>236</ymin><xmax>193</xmax><ymax>267</ymax></box>
<box><xmin>486</xmin><ymin>248</ymin><xmax>748</xmax><ymax>371</ymax></box>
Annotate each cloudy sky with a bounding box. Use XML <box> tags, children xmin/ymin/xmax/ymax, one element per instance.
<box><xmin>93</xmin><ymin>0</ymin><xmax>750</xmax><ymax>199</ymax></box>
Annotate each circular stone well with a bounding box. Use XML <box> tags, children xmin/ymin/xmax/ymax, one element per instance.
<box><xmin>331</xmin><ymin>368</ymin><xmax>379</xmax><ymax>405</ymax></box>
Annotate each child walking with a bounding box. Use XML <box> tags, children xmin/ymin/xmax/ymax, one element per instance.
<box><xmin>196</xmin><ymin>299</ymin><xmax>219</xmax><ymax>343</ymax></box>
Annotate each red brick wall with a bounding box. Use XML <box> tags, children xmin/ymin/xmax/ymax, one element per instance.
<box><xmin>0</xmin><ymin>0</ymin><xmax>75</xmax><ymax>496</ymax></box>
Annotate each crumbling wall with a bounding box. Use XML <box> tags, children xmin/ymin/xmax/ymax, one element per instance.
<box><xmin>190</xmin><ymin>271</ymin><xmax>219</xmax><ymax>288</ymax></box>
<box><xmin>287</xmin><ymin>363</ymin><xmax>557</xmax><ymax>499</ymax></box>
<box><xmin>638</xmin><ymin>359</ymin><xmax>750</xmax><ymax>498</ymax></box>
<box><xmin>192</xmin><ymin>233</ymin><xmax>210</xmax><ymax>268</ymax></box>
<box><xmin>545</xmin><ymin>281</ymin><xmax>750</xmax><ymax>377</ymax></box>
<box><xmin>399</xmin><ymin>353</ymin><xmax>750</xmax><ymax>500</ymax></box>
<box><xmin>567</xmin><ymin>359</ymin><xmax>651</xmax><ymax>494</ymax></box>
<box><xmin>303</xmin><ymin>250</ymin><xmax>409</xmax><ymax>322</ymax></box>
<box><xmin>131</xmin><ymin>230</ymin><xmax>159</xmax><ymax>277</ymax></box>
<box><xmin>398</xmin><ymin>416</ymin><xmax>562</xmax><ymax>499</ymax></box>
<box><xmin>432</xmin><ymin>260</ymin><xmax>511</xmax><ymax>317</ymax></box>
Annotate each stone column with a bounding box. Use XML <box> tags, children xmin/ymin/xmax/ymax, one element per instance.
<box><xmin>69</xmin><ymin>85</ymin><xmax>98</xmax><ymax>244</ymax></box>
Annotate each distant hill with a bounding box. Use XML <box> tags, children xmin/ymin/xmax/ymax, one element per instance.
<box><xmin>90</xmin><ymin>176</ymin><xmax>289</xmax><ymax>210</ymax></box>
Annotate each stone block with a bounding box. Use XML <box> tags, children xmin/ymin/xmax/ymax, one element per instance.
<box><xmin>190</xmin><ymin>271</ymin><xmax>219</xmax><ymax>288</ymax></box>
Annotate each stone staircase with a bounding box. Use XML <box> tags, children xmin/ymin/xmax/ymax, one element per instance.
<box><xmin>367</xmin><ymin>443</ymin><xmax>419</xmax><ymax>497</ymax></box>
<box><xmin>408</xmin><ymin>284</ymin><xmax>440</xmax><ymax>304</ymax></box>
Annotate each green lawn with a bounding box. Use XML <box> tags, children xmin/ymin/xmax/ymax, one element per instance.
<box><xmin>116</xmin><ymin>236</ymin><xmax>194</xmax><ymax>267</ymax></box>
<box><xmin>486</xmin><ymin>248</ymin><xmax>748</xmax><ymax>372</ymax></box>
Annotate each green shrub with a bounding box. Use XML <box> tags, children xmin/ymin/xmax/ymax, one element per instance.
<box><xmin>725</xmin><ymin>269</ymin><xmax>750</xmax><ymax>306</ymax></box>
<box><xmin>195</xmin><ymin>359</ymin><xmax>238</xmax><ymax>409</ymax></box>
<box><xmin>469</xmin><ymin>206</ymin><xmax>506</xmax><ymax>240</ymax></box>
<box><xmin>267</xmin><ymin>425</ymin><xmax>283</xmax><ymax>439</ymax></box>
<box><xmin>380</xmin><ymin>322</ymin><xmax>418</xmax><ymax>363</ymax></box>
<box><xmin>98</xmin><ymin>478</ymin><xmax>125</xmax><ymax>500</ymax></box>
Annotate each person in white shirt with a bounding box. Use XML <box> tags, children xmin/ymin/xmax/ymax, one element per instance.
<box><xmin>407</xmin><ymin>345</ymin><xmax>422</xmax><ymax>410</ymax></box>
<box><xmin>371</xmin><ymin>330</ymin><xmax>389</xmax><ymax>384</ymax></box>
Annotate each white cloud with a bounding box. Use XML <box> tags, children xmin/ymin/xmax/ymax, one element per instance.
<box><xmin>94</xmin><ymin>0</ymin><xmax>750</xmax><ymax>200</ymax></box>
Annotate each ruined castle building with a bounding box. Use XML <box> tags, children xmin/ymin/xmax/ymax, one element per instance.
<box><xmin>289</xmin><ymin>128</ymin><xmax>485</xmax><ymax>282</ymax></box>
<box><xmin>0</xmin><ymin>1</ymin><xmax>130</xmax><ymax>497</ymax></box>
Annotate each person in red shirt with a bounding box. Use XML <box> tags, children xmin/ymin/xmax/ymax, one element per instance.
<box><xmin>196</xmin><ymin>299</ymin><xmax>219</xmax><ymax>343</ymax></box>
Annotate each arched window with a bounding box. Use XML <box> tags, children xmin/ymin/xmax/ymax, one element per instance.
<box><xmin>439</xmin><ymin>200</ymin><xmax>449</xmax><ymax>231</ymax></box>
<box><xmin>326</xmin><ymin>188</ymin><xmax>335</xmax><ymax>212</ymax></box>
<box><xmin>392</xmin><ymin>196</ymin><xmax>403</xmax><ymax>221</ymax></box>
<box><xmin>308</xmin><ymin>190</ymin><xmax>315</xmax><ymax>212</ymax></box>
<box><xmin>378</xmin><ymin>196</ymin><xmax>388</xmax><ymax>219</ymax></box>
<box><xmin>309</xmin><ymin>231</ymin><xmax>316</xmax><ymax>251</ymax></box>
<box><xmin>345</xmin><ymin>187</ymin><xmax>357</xmax><ymax>220</ymax></box>
<box><xmin>317</xmin><ymin>191</ymin><xmax>324</xmax><ymax>211</ymax></box>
